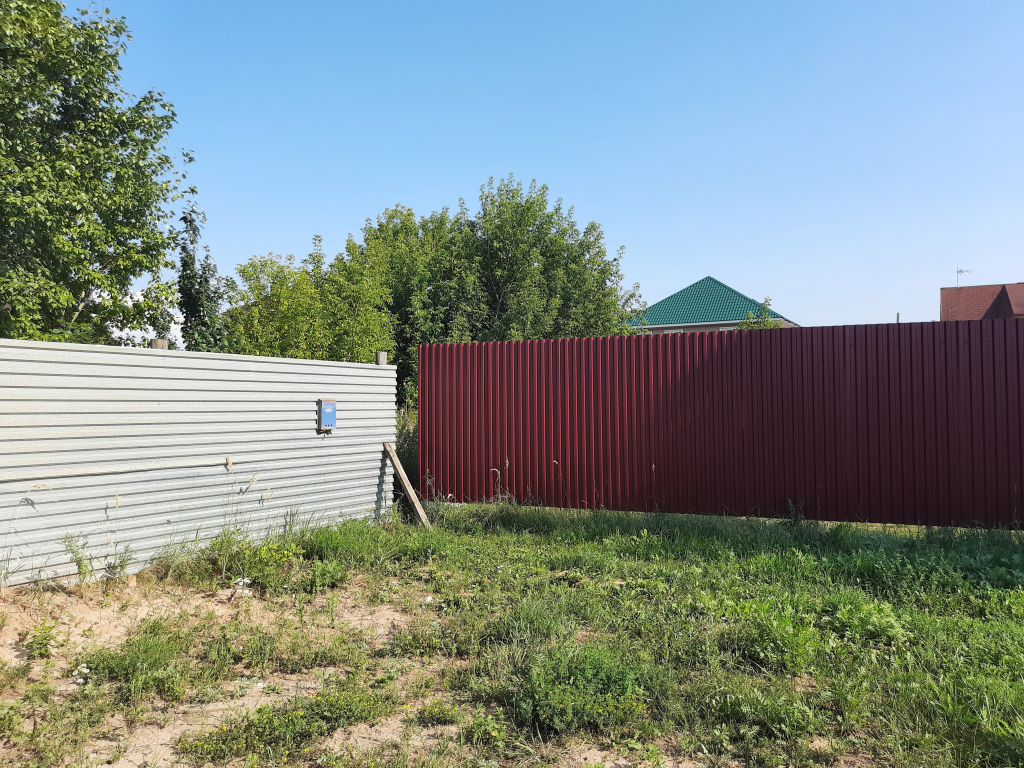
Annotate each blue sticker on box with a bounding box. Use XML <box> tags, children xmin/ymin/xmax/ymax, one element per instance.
<box><xmin>317</xmin><ymin>399</ymin><xmax>336</xmax><ymax>432</ymax></box>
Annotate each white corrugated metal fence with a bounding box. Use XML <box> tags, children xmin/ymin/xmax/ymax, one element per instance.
<box><xmin>0</xmin><ymin>339</ymin><xmax>396</xmax><ymax>585</ymax></box>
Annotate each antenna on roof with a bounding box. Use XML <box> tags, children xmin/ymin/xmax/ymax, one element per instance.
<box><xmin>956</xmin><ymin>267</ymin><xmax>976</xmax><ymax>288</ymax></box>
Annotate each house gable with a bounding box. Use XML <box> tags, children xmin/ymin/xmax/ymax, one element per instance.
<box><xmin>630</xmin><ymin>276</ymin><xmax>796</xmax><ymax>330</ymax></box>
<box><xmin>940</xmin><ymin>283</ymin><xmax>1024</xmax><ymax>321</ymax></box>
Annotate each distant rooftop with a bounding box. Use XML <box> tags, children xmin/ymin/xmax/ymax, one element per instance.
<box><xmin>630</xmin><ymin>276</ymin><xmax>796</xmax><ymax>327</ymax></box>
<box><xmin>940</xmin><ymin>282</ymin><xmax>1024</xmax><ymax>321</ymax></box>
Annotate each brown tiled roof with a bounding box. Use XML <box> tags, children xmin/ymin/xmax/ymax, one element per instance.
<box><xmin>1006</xmin><ymin>284</ymin><xmax>1024</xmax><ymax>316</ymax></box>
<box><xmin>940</xmin><ymin>283</ymin><xmax>1024</xmax><ymax>321</ymax></box>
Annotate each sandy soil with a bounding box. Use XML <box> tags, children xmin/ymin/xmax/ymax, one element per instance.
<box><xmin>0</xmin><ymin>574</ymin><xmax>419</xmax><ymax>767</ymax></box>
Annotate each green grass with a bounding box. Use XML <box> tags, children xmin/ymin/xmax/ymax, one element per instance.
<box><xmin>282</xmin><ymin>503</ymin><xmax>1024</xmax><ymax>767</ymax></box>
<box><xmin>79</xmin><ymin>613</ymin><xmax>368</xmax><ymax>707</ymax></box>
<box><xmin>6</xmin><ymin>502</ymin><xmax>1024</xmax><ymax>767</ymax></box>
<box><xmin>177</xmin><ymin>674</ymin><xmax>395</xmax><ymax>763</ymax></box>
<box><xmin>416</xmin><ymin>699</ymin><xmax>462</xmax><ymax>726</ymax></box>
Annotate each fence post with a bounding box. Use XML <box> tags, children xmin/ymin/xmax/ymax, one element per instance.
<box><xmin>376</xmin><ymin>351</ymin><xmax>388</xmax><ymax>366</ymax></box>
<box><xmin>149</xmin><ymin>338</ymin><xmax>169</xmax><ymax>350</ymax></box>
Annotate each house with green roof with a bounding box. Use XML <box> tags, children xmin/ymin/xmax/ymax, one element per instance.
<box><xmin>629</xmin><ymin>276</ymin><xmax>797</xmax><ymax>334</ymax></box>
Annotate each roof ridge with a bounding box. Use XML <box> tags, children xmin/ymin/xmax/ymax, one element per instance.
<box><xmin>701</xmin><ymin>276</ymin><xmax>783</xmax><ymax>317</ymax></box>
<box><xmin>632</xmin><ymin>275</ymin><xmax>790</xmax><ymax>326</ymax></box>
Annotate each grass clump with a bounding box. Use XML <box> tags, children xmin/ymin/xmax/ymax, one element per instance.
<box><xmin>509</xmin><ymin>641</ymin><xmax>656</xmax><ymax>737</ymax></box>
<box><xmin>316</xmin><ymin>743</ymin><xmax>444</xmax><ymax>768</ymax></box>
<box><xmin>460</xmin><ymin>708</ymin><xmax>509</xmax><ymax>750</ymax></box>
<box><xmin>81</xmin><ymin>617</ymin><xmax>201</xmax><ymax>704</ymax></box>
<box><xmin>79</xmin><ymin>615</ymin><xmax>368</xmax><ymax>709</ymax></box>
<box><xmin>1</xmin><ymin>683</ymin><xmax>110</xmax><ymax>767</ymax></box>
<box><xmin>237</xmin><ymin>625</ymin><xmax>366</xmax><ymax>674</ymax></box>
<box><xmin>178</xmin><ymin>675</ymin><xmax>395</xmax><ymax>763</ymax></box>
<box><xmin>160</xmin><ymin>528</ymin><xmax>355</xmax><ymax>595</ymax></box>
<box><xmin>0</xmin><ymin>659</ymin><xmax>31</xmax><ymax>691</ymax></box>
<box><xmin>416</xmin><ymin>699</ymin><xmax>461</xmax><ymax>726</ymax></box>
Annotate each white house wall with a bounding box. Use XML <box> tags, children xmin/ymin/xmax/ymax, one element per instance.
<box><xmin>0</xmin><ymin>339</ymin><xmax>396</xmax><ymax>586</ymax></box>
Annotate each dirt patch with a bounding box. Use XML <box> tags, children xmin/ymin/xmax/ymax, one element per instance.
<box><xmin>836</xmin><ymin>754</ymin><xmax>884</xmax><ymax>767</ymax></box>
<box><xmin>794</xmin><ymin>675</ymin><xmax>817</xmax><ymax>694</ymax></box>
<box><xmin>0</xmin><ymin>579</ymin><xmax>240</xmax><ymax>667</ymax></box>
<box><xmin>331</xmin><ymin>711</ymin><xmax>459</xmax><ymax>753</ymax></box>
<box><xmin>0</xmin><ymin>573</ymin><xmax>422</xmax><ymax>768</ymax></box>
<box><xmin>559</xmin><ymin>746</ymin><xmax>713</xmax><ymax>768</ymax></box>
<box><xmin>94</xmin><ymin>680</ymin><xmax>287</xmax><ymax>768</ymax></box>
<box><xmin>0</xmin><ymin>577</ymin><xmax>412</xmax><ymax>675</ymax></box>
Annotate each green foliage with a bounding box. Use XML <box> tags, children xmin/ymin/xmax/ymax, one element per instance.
<box><xmin>178</xmin><ymin>676</ymin><xmax>395</xmax><ymax>763</ymax></box>
<box><xmin>395</xmin><ymin>406</ymin><xmax>420</xmax><ymax>511</ymax></box>
<box><xmin>10</xmin><ymin>504</ymin><xmax>1024</xmax><ymax>767</ymax></box>
<box><xmin>0</xmin><ymin>700</ymin><xmax>19</xmax><ymax>739</ymax></box>
<box><xmin>736</xmin><ymin>296</ymin><xmax>783</xmax><ymax>330</ymax></box>
<box><xmin>511</xmin><ymin>641</ymin><xmax>654</xmax><ymax>736</ymax></box>
<box><xmin>354</xmin><ymin>176</ymin><xmax>646</xmax><ymax>401</ymax></box>
<box><xmin>416</xmin><ymin>699</ymin><xmax>462</xmax><ymax>726</ymax></box>
<box><xmin>225</xmin><ymin>176</ymin><xmax>645</xmax><ymax>403</ymax></box>
<box><xmin>81</xmin><ymin>613</ymin><xmax>367</xmax><ymax>711</ymax></box>
<box><xmin>5</xmin><ymin>683</ymin><xmax>110</xmax><ymax>767</ymax></box>
<box><xmin>316</xmin><ymin>743</ymin><xmax>447</xmax><ymax>768</ymax></box>
<box><xmin>236</xmin><ymin>625</ymin><xmax>366</xmax><ymax>674</ymax></box>
<box><xmin>176</xmin><ymin>204</ymin><xmax>234</xmax><ymax>351</ymax></box>
<box><xmin>0</xmin><ymin>659</ymin><xmax>31</xmax><ymax>691</ymax></box>
<box><xmin>24</xmin><ymin>619</ymin><xmax>58</xmax><ymax>659</ymax></box>
<box><xmin>386</xmin><ymin>619</ymin><xmax>448</xmax><ymax>658</ymax></box>
<box><xmin>460</xmin><ymin>708</ymin><xmax>509</xmax><ymax>749</ymax></box>
<box><xmin>82</xmin><ymin>618</ymin><xmax>197</xmax><ymax>704</ymax></box>
<box><xmin>0</xmin><ymin>0</ymin><xmax>182</xmax><ymax>343</ymax></box>
<box><xmin>226</xmin><ymin>235</ymin><xmax>394</xmax><ymax>364</ymax></box>
<box><xmin>62</xmin><ymin>533</ymin><xmax>92</xmax><ymax>584</ymax></box>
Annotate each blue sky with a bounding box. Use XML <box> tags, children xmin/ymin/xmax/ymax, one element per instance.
<box><xmin>104</xmin><ymin>1</ymin><xmax>1024</xmax><ymax>326</ymax></box>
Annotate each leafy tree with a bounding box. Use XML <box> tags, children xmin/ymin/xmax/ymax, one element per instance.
<box><xmin>353</xmin><ymin>176</ymin><xmax>645</xmax><ymax>401</ymax></box>
<box><xmin>176</xmin><ymin>204</ymin><xmax>233</xmax><ymax>352</ymax></box>
<box><xmin>736</xmin><ymin>297</ymin><xmax>783</xmax><ymax>330</ymax></box>
<box><xmin>225</xmin><ymin>176</ymin><xmax>644</xmax><ymax>403</ymax></box>
<box><xmin>227</xmin><ymin>236</ymin><xmax>393</xmax><ymax>363</ymax></box>
<box><xmin>351</xmin><ymin>205</ymin><xmax>480</xmax><ymax>403</ymax></box>
<box><xmin>0</xmin><ymin>1</ymin><xmax>181</xmax><ymax>343</ymax></box>
<box><xmin>470</xmin><ymin>176</ymin><xmax>641</xmax><ymax>341</ymax></box>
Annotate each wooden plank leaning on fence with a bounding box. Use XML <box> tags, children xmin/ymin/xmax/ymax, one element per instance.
<box><xmin>383</xmin><ymin>442</ymin><xmax>431</xmax><ymax>528</ymax></box>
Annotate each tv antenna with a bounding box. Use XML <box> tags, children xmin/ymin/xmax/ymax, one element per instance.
<box><xmin>956</xmin><ymin>267</ymin><xmax>975</xmax><ymax>288</ymax></box>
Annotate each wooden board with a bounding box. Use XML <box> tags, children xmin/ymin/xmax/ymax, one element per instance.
<box><xmin>384</xmin><ymin>442</ymin><xmax>431</xmax><ymax>527</ymax></box>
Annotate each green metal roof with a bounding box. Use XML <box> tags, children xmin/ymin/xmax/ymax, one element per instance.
<box><xmin>630</xmin><ymin>276</ymin><xmax>793</xmax><ymax>327</ymax></box>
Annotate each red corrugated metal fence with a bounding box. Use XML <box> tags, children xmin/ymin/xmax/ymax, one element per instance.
<box><xmin>417</xmin><ymin>321</ymin><xmax>1024</xmax><ymax>526</ymax></box>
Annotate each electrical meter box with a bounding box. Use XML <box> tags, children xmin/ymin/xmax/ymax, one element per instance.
<box><xmin>317</xmin><ymin>398</ymin><xmax>336</xmax><ymax>433</ymax></box>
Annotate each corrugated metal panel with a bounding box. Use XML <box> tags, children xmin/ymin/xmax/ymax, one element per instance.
<box><xmin>0</xmin><ymin>339</ymin><xmax>396</xmax><ymax>585</ymax></box>
<box><xmin>418</xmin><ymin>321</ymin><xmax>1024</xmax><ymax>526</ymax></box>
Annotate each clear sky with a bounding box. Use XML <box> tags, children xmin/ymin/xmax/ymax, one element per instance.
<box><xmin>102</xmin><ymin>1</ymin><xmax>1023</xmax><ymax>326</ymax></box>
